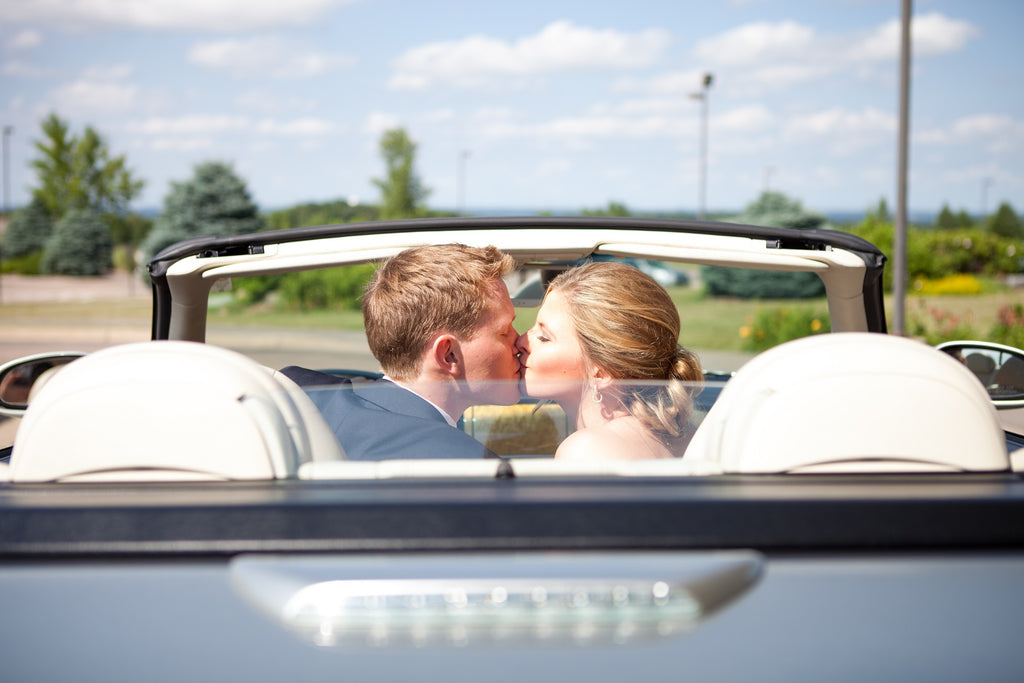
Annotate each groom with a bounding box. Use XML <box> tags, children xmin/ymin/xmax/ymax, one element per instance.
<box><xmin>281</xmin><ymin>244</ymin><xmax>522</xmax><ymax>460</ymax></box>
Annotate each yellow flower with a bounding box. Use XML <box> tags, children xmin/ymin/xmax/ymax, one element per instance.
<box><xmin>810</xmin><ymin>319</ymin><xmax>822</xmax><ymax>332</ymax></box>
<box><xmin>739</xmin><ymin>325</ymin><xmax>751</xmax><ymax>338</ymax></box>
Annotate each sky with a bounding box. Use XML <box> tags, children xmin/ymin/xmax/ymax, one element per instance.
<box><xmin>1</xmin><ymin>0</ymin><xmax>1022</xmax><ymax>218</ymax></box>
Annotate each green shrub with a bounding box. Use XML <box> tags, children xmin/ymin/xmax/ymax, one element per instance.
<box><xmin>740</xmin><ymin>306</ymin><xmax>831</xmax><ymax>352</ymax></box>
<box><xmin>703</xmin><ymin>266</ymin><xmax>826</xmax><ymax>299</ymax></box>
<box><xmin>906</xmin><ymin>302</ymin><xmax>981</xmax><ymax>345</ymax></box>
<box><xmin>276</xmin><ymin>265</ymin><xmax>377</xmax><ymax>311</ymax></box>
<box><xmin>0</xmin><ymin>250</ymin><xmax>44</xmax><ymax>274</ymax></box>
<box><xmin>990</xmin><ymin>304</ymin><xmax>1024</xmax><ymax>349</ymax></box>
<box><xmin>846</xmin><ymin>223</ymin><xmax>1024</xmax><ymax>290</ymax></box>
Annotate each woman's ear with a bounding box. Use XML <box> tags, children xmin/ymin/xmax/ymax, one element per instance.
<box><xmin>592</xmin><ymin>365</ymin><xmax>614</xmax><ymax>391</ymax></box>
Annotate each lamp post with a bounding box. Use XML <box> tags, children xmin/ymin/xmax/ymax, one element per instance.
<box><xmin>981</xmin><ymin>177</ymin><xmax>994</xmax><ymax>219</ymax></box>
<box><xmin>1</xmin><ymin>125</ymin><xmax>11</xmax><ymax>305</ymax></box>
<box><xmin>689</xmin><ymin>73</ymin><xmax>713</xmax><ymax>220</ymax></box>
<box><xmin>457</xmin><ymin>149</ymin><xmax>470</xmax><ymax>215</ymax></box>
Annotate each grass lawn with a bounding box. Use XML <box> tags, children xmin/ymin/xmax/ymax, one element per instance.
<box><xmin>3</xmin><ymin>284</ymin><xmax>1019</xmax><ymax>353</ymax></box>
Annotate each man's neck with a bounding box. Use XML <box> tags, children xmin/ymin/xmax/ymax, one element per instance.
<box><xmin>387</xmin><ymin>376</ymin><xmax>461</xmax><ymax>427</ymax></box>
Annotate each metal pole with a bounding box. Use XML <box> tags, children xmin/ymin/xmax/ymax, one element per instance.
<box><xmin>981</xmin><ymin>177</ymin><xmax>993</xmax><ymax>220</ymax></box>
<box><xmin>1</xmin><ymin>125</ymin><xmax>11</xmax><ymax>305</ymax></box>
<box><xmin>892</xmin><ymin>0</ymin><xmax>912</xmax><ymax>335</ymax></box>
<box><xmin>691</xmin><ymin>74</ymin><xmax>713</xmax><ymax>220</ymax></box>
<box><xmin>457</xmin><ymin>150</ymin><xmax>469</xmax><ymax>215</ymax></box>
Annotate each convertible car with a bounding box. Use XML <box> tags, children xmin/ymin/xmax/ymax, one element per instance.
<box><xmin>1</xmin><ymin>216</ymin><xmax>1023</xmax><ymax>681</ymax></box>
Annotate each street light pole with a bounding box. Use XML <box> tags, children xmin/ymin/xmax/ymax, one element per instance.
<box><xmin>690</xmin><ymin>73</ymin><xmax>713</xmax><ymax>220</ymax></box>
<box><xmin>1</xmin><ymin>125</ymin><xmax>12</xmax><ymax>305</ymax></box>
<box><xmin>457</xmin><ymin>149</ymin><xmax>470</xmax><ymax>215</ymax></box>
<box><xmin>981</xmin><ymin>177</ymin><xmax>994</xmax><ymax>219</ymax></box>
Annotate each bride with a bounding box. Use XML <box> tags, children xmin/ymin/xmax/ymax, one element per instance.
<box><xmin>516</xmin><ymin>261</ymin><xmax>703</xmax><ymax>460</ymax></box>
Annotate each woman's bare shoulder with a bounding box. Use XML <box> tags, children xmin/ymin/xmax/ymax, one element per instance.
<box><xmin>555</xmin><ymin>421</ymin><xmax>652</xmax><ymax>461</ymax></box>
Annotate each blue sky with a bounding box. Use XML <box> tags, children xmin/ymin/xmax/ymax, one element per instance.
<box><xmin>2</xmin><ymin>0</ymin><xmax>1021</xmax><ymax>218</ymax></box>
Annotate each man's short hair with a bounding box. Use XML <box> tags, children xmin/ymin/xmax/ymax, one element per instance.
<box><xmin>363</xmin><ymin>244</ymin><xmax>515</xmax><ymax>380</ymax></box>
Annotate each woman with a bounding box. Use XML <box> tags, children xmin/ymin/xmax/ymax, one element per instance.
<box><xmin>517</xmin><ymin>261</ymin><xmax>703</xmax><ymax>460</ymax></box>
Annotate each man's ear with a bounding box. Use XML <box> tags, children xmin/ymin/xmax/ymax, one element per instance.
<box><xmin>429</xmin><ymin>334</ymin><xmax>462</xmax><ymax>376</ymax></box>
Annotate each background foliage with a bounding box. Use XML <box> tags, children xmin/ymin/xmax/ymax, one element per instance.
<box><xmin>140</xmin><ymin>161</ymin><xmax>265</xmax><ymax>262</ymax></box>
<box><xmin>40</xmin><ymin>209</ymin><xmax>112</xmax><ymax>276</ymax></box>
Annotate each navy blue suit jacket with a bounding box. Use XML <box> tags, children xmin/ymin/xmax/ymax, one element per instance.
<box><xmin>280</xmin><ymin>366</ymin><xmax>497</xmax><ymax>460</ymax></box>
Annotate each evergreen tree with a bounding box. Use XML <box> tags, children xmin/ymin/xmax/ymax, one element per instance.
<box><xmin>40</xmin><ymin>209</ymin><xmax>112</xmax><ymax>275</ymax></box>
<box><xmin>955</xmin><ymin>209</ymin><xmax>974</xmax><ymax>228</ymax></box>
<box><xmin>935</xmin><ymin>204</ymin><xmax>958</xmax><ymax>230</ymax></box>
<box><xmin>372</xmin><ymin>128</ymin><xmax>430</xmax><ymax>219</ymax></box>
<box><xmin>2</xmin><ymin>197</ymin><xmax>54</xmax><ymax>258</ymax></box>
<box><xmin>583</xmin><ymin>201</ymin><xmax>631</xmax><ymax>216</ymax></box>
<box><xmin>986</xmin><ymin>202</ymin><xmax>1022</xmax><ymax>239</ymax></box>
<box><xmin>141</xmin><ymin>161</ymin><xmax>265</xmax><ymax>261</ymax></box>
<box><xmin>738</xmin><ymin>191</ymin><xmax>827</xmax><ymax>230</ymax></box>
<box><xmin>704</xmin><ymin>191</ymin><xmax>827</xmax><ymax>299</ymax></box>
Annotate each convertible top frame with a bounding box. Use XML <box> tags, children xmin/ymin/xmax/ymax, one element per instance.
<box><xmin>147</xmin><ymin>216</ymin><xmax>887</xmax><ymax>342</ymax></box>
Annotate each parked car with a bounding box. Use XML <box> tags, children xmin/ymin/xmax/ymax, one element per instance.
<box><xmin>1</xmin><ymin>215</ymin><xmax>1022</xmax><ymax>682</ymax></box>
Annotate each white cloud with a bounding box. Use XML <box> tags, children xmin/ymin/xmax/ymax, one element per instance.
<box><xmin>7</xmin><ymin>30</ymin><xmax>42</xmax><ymax>50</ymax></box>
<box><xmin>714</xmin><ymin>105</ymin><xmax>775</xmax><ymax>132</ymax></box>
<box><xmin>2</xmin><ymin>60</ymin><xmax>50</xmax><ymax>78</ymax></box>
<box><xmin>130</xmin><ymin>114</ymin><xmax>335</xmax><ymax>137</ymax></box>
<box><xmin>613</xmin><ymin>69</ymin><xmax>712</xmax><ymax>96</ymax></box>
<box><xmin>364</xmin><ymin>112</ymin><xmax>401</xmax><ymax>135</ymax></box>
<box><xmin>233</xmin><ymin>90</ymin><xmax>319</xmax><ymax>115</ymax></box>
<box><xmin>148</xmin><ymin>137</ymin><xmax>214</xmax><ymax>152</ymax></box>
<box><xmin>389</xmin><ymin>20</ymin><xmax>670</xmax><ymax>90</ymax></box>
<box><xmin>188</xmin><ymin>37</ymin><xmax>354</xmax><ymax>78</ymax></box>
<box><xmin>687</xmin><ymin>13</ymin><xmax>979</xmax><ymax>96</ymax></box>
<box><xmin>852</xmin><ymin>12</ymin><xmax>980</xmax><ymax>62</ymax></box>
<box><xmin>256</xmin><ymin>117</ymin><xmax>337</xmax><ymax>136</ymax></box>
<box><xmin>694</xmin><ymin>20</ymin><xmax>815</xmax><ymax>67</ymax></box>
<box><xmin>5</xmin><ymin>0</ymin><xmax>357</xmax><ymax>32</ymax></box>
<box><xmin>918</xmin><ymin>115</ymin><xmax>1024</xmax><ymax>153</ymax></box>
<box><xmin>786</xmin><ymin>107</ymin><xmax>894</xmax><ymax>138</ymax></box>
<box><xmin>50</xmin><ymin>76</ymin><xmax>138</xmax><ymax>113</ymax></box>
<box><xmin>132</xmin><ymin>115</ymin><xmax>251</xmax><ymax>135</ymax></box>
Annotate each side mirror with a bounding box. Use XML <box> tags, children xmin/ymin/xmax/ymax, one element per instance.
<box><xmin>937</xmin><ymin>341</ymin><xmax>1024</xmax><ymax>408</ymax></box>
<box><xmin>0</xmin><ymin>352</ymin><xmax>86</xmax><ymax>416</ymax></box>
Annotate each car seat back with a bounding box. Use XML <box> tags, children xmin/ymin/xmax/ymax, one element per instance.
<box><xmin>11</xmin><ymin>341</ymin><xmax>343</xmax><ymax>482</ymax></box>
<box><xmin>686</xmin><ymin>333</ymin><xmax>1009</xmax><ymax>473</ymax></box>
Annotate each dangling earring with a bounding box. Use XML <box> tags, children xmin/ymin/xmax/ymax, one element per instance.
<box><xmin>592</xmin><ymin>386</ymin><xmax>603</xmax><ymax>403</ymax></box>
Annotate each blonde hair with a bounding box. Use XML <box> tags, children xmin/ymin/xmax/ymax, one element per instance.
<box><xmin>547</xmin><ymin>261</ymin><xmax>702</xmax><ymax>439</ymax></box>
<box><xmin>363</xmin><ymin>244</ymin><xmax>515</xmax><ymax>380</ymax></box>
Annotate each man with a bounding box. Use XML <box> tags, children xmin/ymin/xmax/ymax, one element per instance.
<box><xmin>282</xmin><ymin>244</ymin><xmax>522</xmax><ymax>460</ymax></box>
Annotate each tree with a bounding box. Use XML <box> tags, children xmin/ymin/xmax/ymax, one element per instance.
<box><xmin>2</xmin><ymin>197</ymin><xmax>54</xmax><ymax>258</ymax></box>
<box><xmin>583</xmin><ymin>201</ymin><xmax>631</xmax><ymax>217</ymax></box>
<box><xmin>372</xmin><ymin>128</ymin><xmax>430</xmax><ymax>219</ymax></box>
<box><xmin>870</xmin><ymin>197</ymin><xmax>891</xmax><ymax>225</ymax></box>
<box><xmin>140</xmin><ymin>161</ymin><xmax>265</xmax><ymax>261</ymax></box>
<box><xmin>30</xmin><ymin>113</ymin><xmax>144</xmax><ymax>220</ymax></box>
<box><xmin>703</xmin><ymin>191</ymin><xmax>827</xmax><ymax>299</ymax></box>
<box><xmin>738</xmin><ymin>191</ymin><xmax>827</xmax><ymax>230</ymax></box>
<box><xmin>935</xmin><ymin>204</ymin><xmax>958</xmax><ymax>230</ymax></box>
<box><xmin>40</xmin><ymin>209</ymin><xmax>112</xmax><ymax>275</ymax></box>
<box><xmin>986</xmin><ymin>202</ymin><xmax>1022</xmax><ymax>239</ymax></box>
<box><xmin>936</xmin><ymin>204</ymin><xmax>976</xmax><ymax>230</ymax></box>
